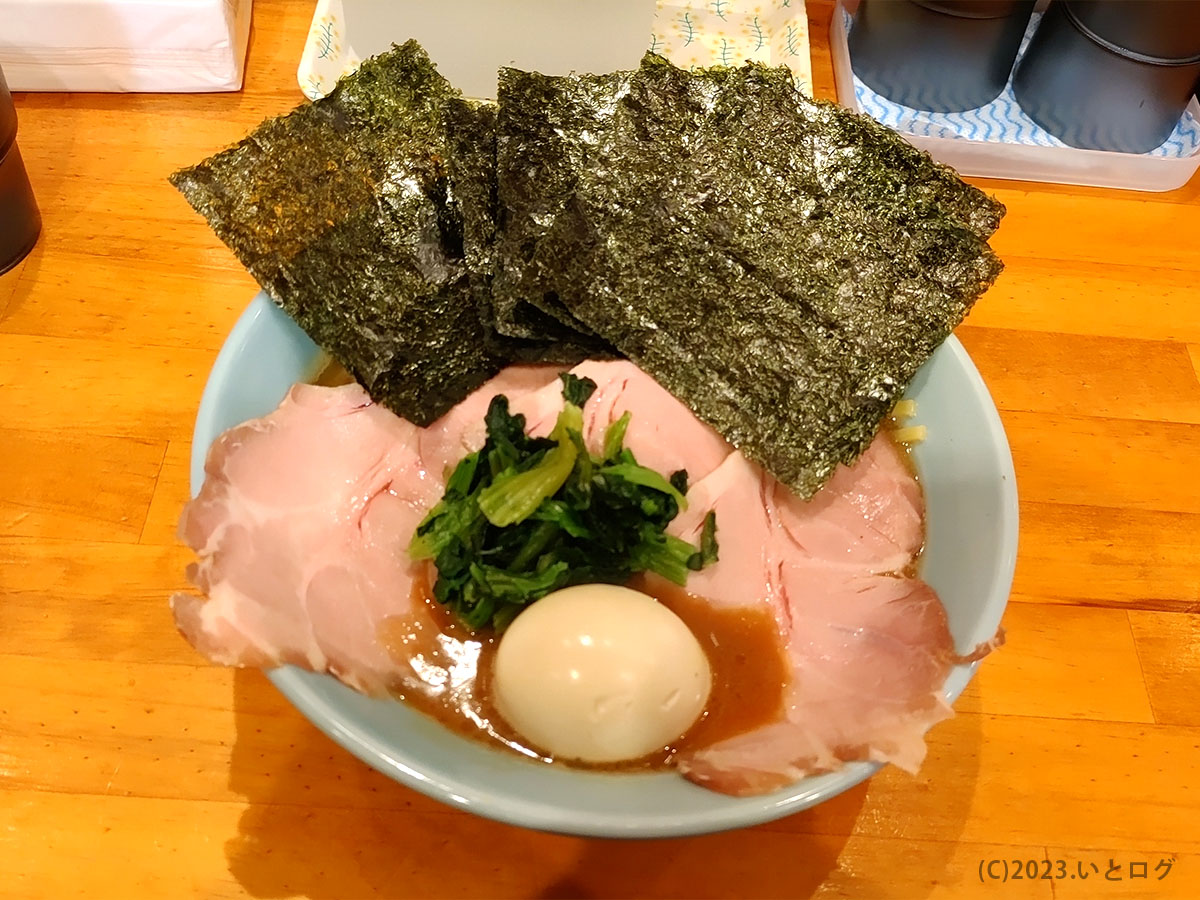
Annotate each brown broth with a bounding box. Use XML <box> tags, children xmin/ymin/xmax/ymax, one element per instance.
<box><xmin>378</xmin><ymin>567</ymin><xmax>546</xmax><ymax>761</ymax></box>
<box><xmin>883</xmin><ymin>420</ymin><xmax>927</xmax><ymax>579</ymax></box>
<box><xmin>629</xmin><ymin>575</ymin><xmax>788</xmax><ymax>765</ymax></box>
<box><xmin>308</xmin><ymin>354</ymin><xmax>354</xmax><ymax>387</ymax></box>
<box><xmin>378</xmin><ymin>567</ymin><xmax>789</xmax><ymax>771</ymax></box>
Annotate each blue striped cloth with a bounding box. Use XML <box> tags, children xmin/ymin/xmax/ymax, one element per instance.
<box><xmin>848</xmin><ymin>11</ymin><xmax>1200</xmax><ymax>159</ymax></box>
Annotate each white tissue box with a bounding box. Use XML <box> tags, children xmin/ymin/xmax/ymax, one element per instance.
<box><xmin>0</xmin><ymin>0</ymin><xmax>252</xmax><ymax>92</ymax></box>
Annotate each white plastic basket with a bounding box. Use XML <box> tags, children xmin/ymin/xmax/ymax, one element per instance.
<box><xmin>830</xmin><ymin>0</ymin><xmax>1200</xmax><ymax>192</ymax></box>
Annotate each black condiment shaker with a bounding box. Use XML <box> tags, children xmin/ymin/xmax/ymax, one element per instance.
<box><xmin>848</xmin><ymin>0</ymin><xmax>1036</xmax><ymax>113</ymax></box>
<box><xmin>1012</xmin><ymin>1</ymin><xmax>1200</xmax><ymax>153</ymax></box>
<box><xmin>0</xmin><ymin>64</ymin><xmax>41</xmax><ymax>275</ymax></box>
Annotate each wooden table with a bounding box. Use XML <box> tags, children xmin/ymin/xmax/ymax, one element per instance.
<box><xmin>3</xmin><ymin>1</ymin><xmax>1199</xmax><ymax>897</ymax></box>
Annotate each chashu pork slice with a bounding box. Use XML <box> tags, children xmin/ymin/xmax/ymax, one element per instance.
<box><xmin>421</xmin><ymin>359</ymin><xmax>733</xmax><ymax>487</ymax></box>
<box><xmin>668</xmin><ymin>449</ymin><xmax>778</xmax><ymax>618</ymax></box>
<box><xmin>678</xmin><ymin>567</ymin><xmax>957</xmax><ymax>795</ymax></box>
<box><xmin>417</xmin><ymin>363</ymin><xmax>566</xmax><ymax>481</ymax></box>
<box><xmin>172</xmin><ymin>382</ymin><xmax>442</xmax><ymax>695</ymax></box>
<box><xmin>509</xmin><ymin>359</ymin><xmax>735</xmax><ymax>484</ymax></box>
<box><xmin>767</xmin><ymin>435</ymin><xmax>925</xmax><ymax>575</ymax></box>
<box><xmin>671</xmin><ymin>432</ymin><xmax>963</xmax><ymax>795</ymax></box>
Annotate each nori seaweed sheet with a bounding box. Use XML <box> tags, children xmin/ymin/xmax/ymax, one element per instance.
<box><xmin>170</xmin><ymin>42</ymin><xmax>502</xmax><ymax>426</ymax></box>
<box><xmin>441</xmin><ymin>98</ymin><xmax>614</xmax><ymax>364</ymax></box>
<box><xmin>493</xmin><ymin>54</ymin><xmax>1004</xmax><ymax>497</ymax></box>
<box><xmin>441</xmin><ymin>99</ymin><xmax>498</xmax><ymax>305</ymax></box>
<box><xmin>491</xmin><ymin>68</ymin><xmax>640</xmax><ymax>344</ymax></box>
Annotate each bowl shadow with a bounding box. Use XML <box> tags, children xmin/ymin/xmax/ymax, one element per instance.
<box><xmin>225</xmin><ymin>668</ymin><xmax>994</xmax><ymax>899</ymax></box>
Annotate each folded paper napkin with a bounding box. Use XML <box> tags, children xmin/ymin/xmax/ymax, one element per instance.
<box><xmin>0</xmin><ymin>0</ymin><xmax>252</xmax><ymax>92</ymax></box>
<box><xmin>849</xmin><ymin>11</ymin><xmax>1200</xmax><ymax>159</ymax></box>
<box><xmin>651</xmin><ymin>0</ymin><xmax>813</xmax><ymax>96</ymax></box>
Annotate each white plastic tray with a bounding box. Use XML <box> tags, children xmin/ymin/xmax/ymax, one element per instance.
<box><xmin>830</xmin><ymin>0</ymin><xmax>1200</xmax><ymax>192</ymax></box>
<box><xmin>298</xmin><ymin>0</ymin><xmax>813</xmax><ymax>102</ymax></box>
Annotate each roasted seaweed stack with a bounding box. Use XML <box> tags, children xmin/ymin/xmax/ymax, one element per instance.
<box><xmin>171</xmin><ymin>43</ymin><xmax>499</xmax><ymax>425</ymax></box>
<box><xmin>441</xmin><ymin>98</ymin><xmax>615</xmax><ymax>363</ymax></box>
<box><xmin>172</xmin><ymin>43</ymin><xmax>1003</xmax><ymax>498</ymax></box>
<box><xmin>491</xmin><ymin>55</ymin><xmax>1003</xmax><ymax>497</ymax></box>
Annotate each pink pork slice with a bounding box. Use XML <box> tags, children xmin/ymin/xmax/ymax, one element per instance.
<box><xmin>672</xmin><ymin>434</ymin><xmax>963</xmax><ymax>796</ymax></box>
<box><xmin>172</xmin><ymin>382</ymin><xmax>441</xmax><ymax>695</ymax></box>
<box><xmin>172</xmin><ymin>366</ymin><xmax>568</xmax><ymax>695</ymax></box>
<box><xmin>422</xmin><ymin>359</ymin><xmax>732</xmax><ymax>483</ymax></box>
<box><xmin>510</xmin><ymin>359</ymin><xmax>733</xmax><ymax>484</ymax></box>
<box><xmin>418</xmin><ymin>364</ymin><xmax>565</xmax><ymax>482</ymax></box>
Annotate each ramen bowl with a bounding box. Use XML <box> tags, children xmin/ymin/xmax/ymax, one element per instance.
<box><xmin>190</xmin><ymin>291</ymin><xmax>1018</xmax><ymax>838</ymax></box>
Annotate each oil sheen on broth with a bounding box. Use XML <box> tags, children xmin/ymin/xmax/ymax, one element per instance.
<box><xmin>379</xmin><ymin>567</ymin><xmax>789</xmax><ymax>769</ymax></box>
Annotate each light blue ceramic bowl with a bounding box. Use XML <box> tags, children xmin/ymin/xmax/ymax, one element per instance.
<box><xmin>191</xmin><ymin>291</ymin><xmax>1018</xmax><ymax>838</ymax></box>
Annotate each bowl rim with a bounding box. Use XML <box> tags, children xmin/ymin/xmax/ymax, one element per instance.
<box><xmin>190</xmin><ymin>291</ymin><xmax>1019</xmax><ymax>838</ymax></box>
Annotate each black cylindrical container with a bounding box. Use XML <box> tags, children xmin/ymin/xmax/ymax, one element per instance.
<box><xmin>848</xmin><ymin>0</ymin><xmax>1036</xmax><ymax>112</ymax></box>
<box><xmin>1068</xmin><ymin>0</ymin><xmax>1200</xmax><ymax>60</ymax></box>
<box><xmin>1012</xmin><ymin>1</ymin><xmax>1200</xmax><ymax>154</ymax></box>
<box><xmin>0</xmin><ymin>65</ymin><xmax>40</xmax><ymax>275</ymax></box>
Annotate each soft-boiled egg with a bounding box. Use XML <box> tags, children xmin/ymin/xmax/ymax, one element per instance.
<box><xmin>492</xmin><ymin>584</ymin><xmax>712</xmax><ymax>763</ymax></box>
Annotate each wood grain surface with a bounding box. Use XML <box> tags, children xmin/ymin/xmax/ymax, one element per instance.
<box><xmin>3</xmin><ymin>1</ymin><xmax>1198</xmax><ymax>897</ymax></box>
